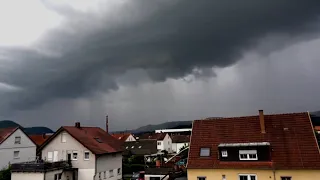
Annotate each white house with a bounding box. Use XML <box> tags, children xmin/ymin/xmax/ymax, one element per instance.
<box><xmin>139</xmin><ymin>133</ymin><xmax>172</xmax><ymax>153</ymax></box>
<box><xmin>0</xmin><ymin>127</ymin><xmax>37</xmax><ymax>169</ymax></box>
<box><xmin>170</xmin><ymin>135</ymin><xmax>190</xmax><ymax>153</ymax></box>
<box><xmin>37</xmin><ymin>122</ymin><xmax>123</xmax><ymax>180</ymax></box>
<box><xmin>112</xmin><ymin>133</ymin><xmax>136</xmax><ymax>142</ymax></box>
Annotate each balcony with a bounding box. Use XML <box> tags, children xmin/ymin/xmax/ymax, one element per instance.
<box><xmin>11</xmin><ymin>160</ymin><xmax>72</xmax><ymax>172</ymax></box>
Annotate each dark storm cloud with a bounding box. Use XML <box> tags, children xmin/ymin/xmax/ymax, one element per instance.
<box><xmin>1</xmin><ymin>0</ymin><xmax>320</xmax><ymax>113</ymax></box>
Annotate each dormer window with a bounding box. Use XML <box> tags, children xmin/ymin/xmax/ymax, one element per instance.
<box><xmin>239</xmin><ymin>150</ymin><xmax>258</xmax><ymax>160</ymax></box>
<box><xmin>221</xmin><ymin>150</ymin><xmax>228</xmax><ymax>157</ymax></box>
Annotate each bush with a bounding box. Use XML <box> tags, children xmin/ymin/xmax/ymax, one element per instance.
<box><xmin>122</xmin><ymin>164</ymin><xmax>145</xmax><ymax>174</ymax></box>
<box><xmin>0</xmin><ymin>166</ymin><xmax>11</xmax><ymax>180</ymax></box>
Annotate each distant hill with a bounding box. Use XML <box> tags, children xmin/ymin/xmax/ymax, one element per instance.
<box><xmin>0</xmin><ymin>120</ymin><xmax>54</xmax><ymax>135</ymax></box>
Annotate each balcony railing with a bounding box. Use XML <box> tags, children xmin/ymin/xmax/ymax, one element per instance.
<box><xmin>11</xmin><ymin>160</ymin><xmax>72</xmax><ymax>172</ymax></box>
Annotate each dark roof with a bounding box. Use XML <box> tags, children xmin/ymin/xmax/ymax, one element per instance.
<box><xmin>29</xmin><ymin>134</ymin><xmax>52</xmax><ymax>146</ymax></box>
<box><xmin>123</xmin><ymin>140</ymin><xmax>158</xmax><ymax>155</ymax></box>
<box><xmin>188</xmin><ymin>112</ymin><xmax>320</xmax><ymax>169</ymax></box>
<box><xmin>139</xmin><ymin>133</ymin><xmax>168</xmax><ymax>140</ymax></box>
<box><xmin>171</xmin><ymin>135</ymin><xmax>190</xmax><ymax>143</ymax></box>
<box><xmin>112</xmin><ymin>133</ymin><xmax>134</xmax><ymax>142</ymax></box>
<box><xmin>39</xmin><ymin>125</ymin><xmax>122</xmax><ymax>155</ymax></box>
<box><xmin>0</xmin><ymin>127</ymin><xmax>18</xmax><ymax>144</ymax></box>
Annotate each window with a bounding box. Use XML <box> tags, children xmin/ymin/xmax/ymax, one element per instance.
<box><xmin>281</xmin><ymin>177</ymin><xmax>291</xmax><ymax>180</ymax></box>
<box><xmin>61</xmin><ymin>133</ymin><xmax>67</xmax><ymax>143</ymax></box>
<box><xmin>221</xmin><ymin>150</ymin><xmax>228</xmax><ymax>157</ymax></box>
<box><xmin>72</xmin><ymin>151</ymin><xmax>78</xmax><ymax>160</ymax></box>
<box><xmin>84</xmin><ymin>151</ymin><xmax>90</xmax><ymax>160</ymax></box>
<box><xmin>138</xmin><ymin>146</ymin><xmax>142</xmax><ymax>148</ymax></box>
<box><xmin>150</xmin><ymin>177</ymin><xmax>161</xmax><ymax>180</ymax></box>
<box><xmin>239</xmin><ymin>150</ymin><xmax>258</xmax><ymax>160</ymax></box>
<box><xmin>157</xmin><ymin>142</ymin><xmax>161</xmax><ymax>145</ymax></box>
<box><xmin>99</xmin><ymin>172</ymin><xmax>101</xmax><ymax>180</ymax></box>
<box><xmin>222</xmin><ymin>175</ymin><xmax>226</xmax><ymax>180</ymax></box>
<box><xmin>131</xmin><ymin>146</ymin><xmax>134</xmax><ymax>148</ymax></box>
<box><xmin>94</xmin><ymin>138</ymin><xmax>103</xmax><ymax>143</ymax></box>
<box><xmin>109</xmin><ymin>170</ymin><xmax>114</xmax><ymax>177</ymax></box>
<box><xmin>14</xmin><ymin>136</ymin><xmax>21</xmax><ymax>144</ymax></box>
<box><xmin>197</xmin><ymin>177</ymin><xmax>206</xmax><ymax>180</ymax></box>
<box><xmin>126</xmin><ymin>146</ymin><xmax>128</xmax><ymax>149</ymax></box>
<box><xmin>200</xmin><ymin>148</ymin><xmax>210</xmax><ymax>157</ymax></box>
<box><xmin>104</xmin><ymin>172</ymin><xmax>106</xmax><ymax>179</ymax></box>
<box><xmin>48</xmin><ymin>151</ymin><xmax>53</xmax><ymax>161</ymax></box>
<box><xmin>239</xmin><ymin>174</ymin><xmax>256</xmax><ymax>180</ymax></box>
<box><xmin>117</xmin><ymin>168</ymin><xmax>121</xmax><ymax>175</ymax></box>
<box><xmin>13</xmin><ymin>151</ymin><xmax>20</xmax><ymax>159</ymax></box>
<box><xmin>54</xmin><ymin>173</ymin><xmax>62</xmax><ymax>180</ymax></box>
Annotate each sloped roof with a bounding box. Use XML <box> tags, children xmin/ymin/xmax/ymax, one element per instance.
<box><xmin>29</xmin><ymin>134</ymin><xmax>52</xmax><ymax>146</ymax></box>
<box><xmin>139</xmin><ymin>133</ymin><xmax>167</xmax><ymax>140</ymax></box>
<box><xmin>123</xmin><ymin>140</ymin><xmax>158</xmax><ymax>155</ymax></box>
<box><xmin>0</xmin><ymin>127</ymin><xmax>18</xmax><ymax>144</ymax></box>
<box><xmin>171</xmin><ymin>135</ymin><xmax>190</xmax><ymax>143</ymax></box>
<box><xmin>39</xmin><ymin>125</ymin><xmax>122</xmax><ymax>155</ymax></box>
<box><xmin>188</xmin><ymin>112</ymin><xmax>320</xmax><ymax>169</ymax></box>
<box><xmin>112</xmin><ymin>133</ymin><xmax>133</xmax><ymax>142</ymax></box>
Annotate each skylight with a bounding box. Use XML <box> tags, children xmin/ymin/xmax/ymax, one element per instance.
<box><xmin>94</xmin><ymin>138</ymin><xmax>103</xmax><ymax>143</ymax></box>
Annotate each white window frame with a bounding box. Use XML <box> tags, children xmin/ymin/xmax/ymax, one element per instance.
<box><xmin>13</xmin><ymin>151</ymin><xmax>20</xmax><ymax>159</ymax></box>
<box><xmin>239</xmin><ymin>150</ymin><xmax>258</xmax><ymax>160</ymax></box>
<box><xmin>197</xmin><ymin>177</ymin><xmax>206</xmax><ymax>180</ymax></box>
<box><xmin>157</xmin><ymin>141</ymin><xmax>161</xmax><ymax>145</ymax></box>
<box><xmin>61</xmin><ymin>133</ymin><xmax>67</xmax><ymax>143</ymax></box>
<box><xmin>109</xmin><ymin>170</ymin><xmax>114</xmax><ymax>178</ymax></box>
<box><xmin>104</xmin><ymin>171</ymin><xmax>106</xmax><ymax>179</ymax></box>
<box><xmin>99</xmin><ymin>172</ymin><xmax>101</xmax><ymax>180</ymax></box>
<box><xmin>221</xmin><ymin>150</ymin><xmax>228</xmax><ymax>157</ymax></box>
<box><xmin>239</xmin><ymin>174</ymin><xmax>257</xmax><ymax>180</ymax></box>
<box><xmin>200</xmin><ymin>148</ymin><xmax>210</xmax><ymax>157</ymax></box>
<box><xmin>117</xmin><ymin>168</ymin><xmax>121</xmax><ymax>175</ymax></box>
<box><xmin>14</xmin><ymin>136</ymin><xmax>21</xmax><ymax>144</ymax></box>
<box><xmin>84</xmin><ymin>151</ymin><xmax>90</xmax><ymax>160</ymax></box>
<box><xmin>47</xmin><ymin>151</ymin><xmax>53</xmax><ymax>161</ymax></box>
<box><xmin>72</xmin><ymin>151</ymin><xmax>78</xmax><ymax>160</ymax></box>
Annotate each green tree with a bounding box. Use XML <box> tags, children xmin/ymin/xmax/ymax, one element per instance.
<box><xmin>0</xmin><ymin>166</ymin><xmax>11</xmax><ymax>180</ymax></box>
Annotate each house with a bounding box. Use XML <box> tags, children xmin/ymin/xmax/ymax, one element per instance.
<box><xmin>0</xmin><ymin>126</ymin><xmax>37</xmax><ymax>169</ymax></box>
<box><xmin>187</xmin><ymin>110</ymin><xmax>320</xmax><ymax>180</ymax></box>
<box><xmin>139</xmin><ymin>133</ymin><xmax>172</xmax><ymax>153</ymax></box>
<box><xmin>37</xmin><ymin>122</ymin><xmax>123</xmax><ymax>180</ymax></box>
<box><xmin>123</xmin><ymin>140</ymin><xmax>158</xmax><ymax>156</ymax></box>
<box><xmin>171</xmin><ymin>135</ymin><xmax>190</xmax><ymax>153</ymax></box>
<box><xmin>29</xmin><ymin>134</ymin><xmax>52</xmax><ymax>147</ymax></box>
<box><xmin>112</xmin><ymin>133</ymin><xmax>136</xmax><ymax>142</ymax></box>
<box><xmin>155</xmin><ymin>129</ymin><xmax>192</xmax><ymax>135</ymax></box>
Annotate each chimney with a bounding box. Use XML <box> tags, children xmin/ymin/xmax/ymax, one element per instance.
<box><xmin>259</xmin><ymin>110</ymin><xmax>266</xmax><ymax>133</ymax></box>
<box><xmin>75</xmin><ymin>122</ymin><xmax>81</xmax><ymax>128</ymax></box>
<box><xmin>106</xmin><ymin>116</ymin><xmax>109</xmax><ymax>133</ymax></box>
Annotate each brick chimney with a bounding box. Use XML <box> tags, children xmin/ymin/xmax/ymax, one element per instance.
<box><xmin>75</xmin><ymin>122</ymin><xmax>81</xmax><ymax>128</ymax></box>
<box><xmin>106</xmin><ymin>116</ymin><xmax>109</xmax><ymax>133</ymax></box>
<box><xmin>259</xmin><ymin>110</ymin><xmax>266</xmax><ymax>133</ymax></box>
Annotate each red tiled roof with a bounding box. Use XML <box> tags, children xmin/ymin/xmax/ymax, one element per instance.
<box><xmin>112</xmin><ymin>133</ymin><xmax>133</xmax><ymax>142</ymax></box>
<box><xmin>0</xmin><ymin>127</ymin><xmax>18</xmax><ymax>144</ymax></box>
<box><xmin>139</xmin><ymin>133</ymin><xmax>167</xmax><ymax>140</ymax></box>
<box><xmin>29</xmin><ymin>134</ymin><xmax>52</xmax><ymax>146</ymax></box>
<box><xmin>39</xmin><ymin>125</ymin><xmax>123</xmax><ymax>155</ymax></box>
<box><xmin>315</xmin><ymin>126</ymin><xmax>320</xmax><ymax>131</ymax></box>
<box><xmin>171</xmin><ymin>135</ymin><xmax>190</xmax><ymax>143</ymax></box>
<box><xmin>188</xmin><ymin>112</ymin><xmax>320</xmax><ymax>169</ymax></box>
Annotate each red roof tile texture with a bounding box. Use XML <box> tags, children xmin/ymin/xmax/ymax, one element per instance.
<box><xmin>188</xmin><ymin>112</ymin><xmax>320</xmax><ymax>169</ymax></box>
<box><xmin>29</xmin><ymin>135</ymin><xmax>52</xmax><ymax>146</ymax></box>
<box><xmin>139</xmin><ymin>133</ymin><xmax>167</xmax><ymax>140</ymax></box>
<box><xmin>0</xmin><ymin>127</ymin><xmax>18</xmax><ymax>144</ymax></box>
<box><xmin>62</xmin><ymin>126</ymin><xmax>123</xmax><ymax>155</ymax></box>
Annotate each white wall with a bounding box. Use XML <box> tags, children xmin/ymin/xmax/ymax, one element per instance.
<box><xmin>11</xmin><ymin>172</ymin><xmax>44</xmax><ymax>180</ymax></box>
<box><xmin>95</xmin><ymin>152</ymin><xmax>122</xmax><ymax>180</ymax></box>
<box><xmin>41</xmin><ymin>130</ymin><xmax>95</xmax><ymax>180</ymax></box>
<box><xmin>173</xmin><ymin>143</ymin><xmax>189</xmax><ymax>153</ymax></box>
<box><xmin>125</xmin><ymin>135</ymin><xmax>136</xmax><ymax>142</ymax></box>
<box><xmin>162</xmin><ymin>134</ymin><xmax>172</xmax><ymax>153</ymax></box>
<box><xmin>0</xmin><ymin>128</ymin><xmax>36</xmax><ymax>169</ymax></box>
<box><xmin>145</xmin><ymin>174</ymin><xmax>169</xmax><ymax>180</ymax></box>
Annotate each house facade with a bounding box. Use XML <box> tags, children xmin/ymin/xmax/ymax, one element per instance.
<box><xmin>139</xmin><ymin>133</ymin><xmax>172</xmax><ymax>153</ymax></box>
<box><xmin>171</xmin><ymin>135</ymin><xmax>190</xmax><ymax>153</ymax></box>
<box><xmin>187</xmin><ymin>111</ymin><xmax>320</xmax><ymax>180</ymax></box>
<box><xmin>0</xmin><ymin>127</ymin><xmax>37</xmax><ymax>169</ymax></box>
<box><xmin>38</xmin><ymin>122</ymin><xmax>123</xmax><ymax>180</ymax></box>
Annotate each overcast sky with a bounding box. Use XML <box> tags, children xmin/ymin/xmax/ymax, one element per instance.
<box><xmin>1</xmin><ymin>0</ymin><xmax>320</xmax><ymax>131</ymax></box>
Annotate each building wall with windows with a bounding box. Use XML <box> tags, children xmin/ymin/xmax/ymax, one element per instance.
<box><xmin>157</xmin><ymin>134</ymin><xmax>172</xmax><ymax>153</ymax></box>
<box><xmin>95</xmin><ymin>152</ymin><xmax>122</xmax><ymax>180</ymax></box>
<box><xmin>172</xmin><ymin>142</ymin><xmax>189</xmax><ymax>153</ymax></box>
<box><xmin>187</xmin><ymin>169</ymin><xmax>320</xmax><ymax>180</ymax></box>
<box><xmin>0</xmin><ymin>128</ymin><xmax>36</xmax><ymax>169</ymax></box>
<box><xmin>41</xmin><ymin>130</ymin><xmax>96</xmax><ymax>180</ymax></box>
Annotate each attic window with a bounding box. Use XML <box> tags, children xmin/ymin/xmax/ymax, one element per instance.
<box><xmin>138</xmin><ymin>146</ymin><xmax>142</xmax><ymax>148</ymax></box>
<box><xmin>200</xmin><ymin>148</ymin><xmax>210</xmax><ymax>157</ymax></box>
<box><xmin>221</xmin><ymin>150</ymin><xmax>228</xmax><ymax>157</ymax></box>
<box><xmin>239</xmin><ymin>150</ymin><xmax>258</xmax><ymax>160</ymax></box>
<box><xmin>126</xmin><ymin>146</ymin><xmax>128</xmax><ymax>149</ymax></box>
<box><xmin>94</xmin><ymin>138</ymin><xmax>103</xmax><ymax>143</ymax></box>
<box><xmin>131</xmin><ymin>146</ymin><xmax>134</xmax><ymax>149</ymax></box>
